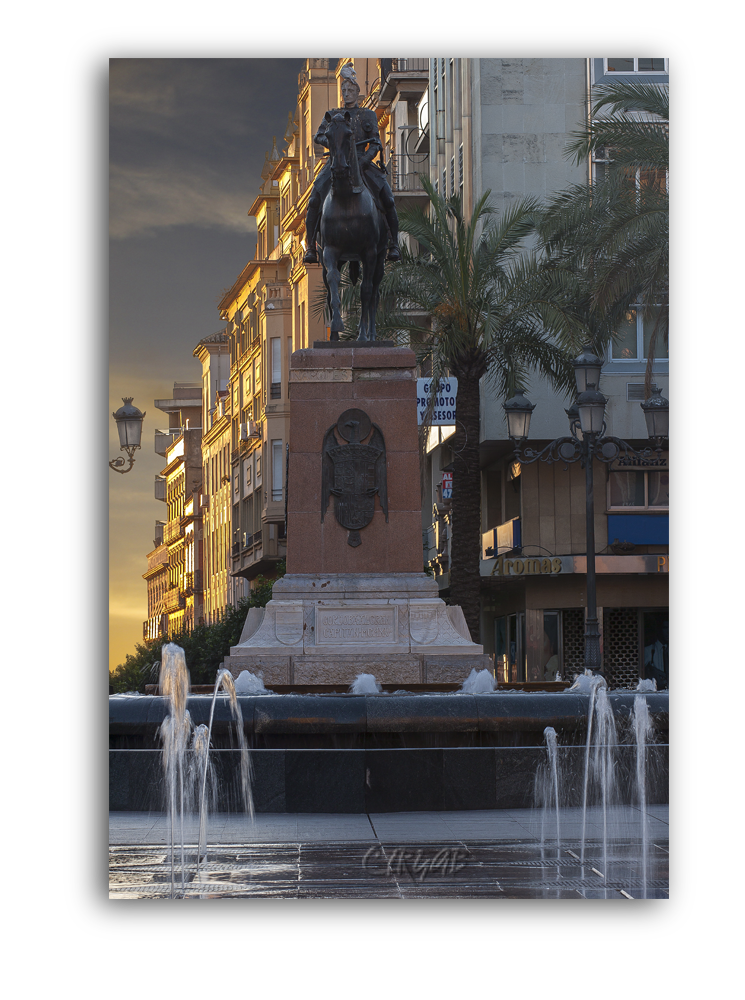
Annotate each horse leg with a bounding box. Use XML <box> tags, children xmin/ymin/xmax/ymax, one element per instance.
<box><xmin>368</xmin><ymin>245</ymin><xmax>387</xmax><ymax>343</ymax></box>
<box><xmin>322</xmin><ymin>246</ymin><xmax>343</xmax><ymax>338</ymax></box>
<box><xmin>358</xmin><ymin>245</ymin><xmax>378</xmax><ymax>342</ymax></box>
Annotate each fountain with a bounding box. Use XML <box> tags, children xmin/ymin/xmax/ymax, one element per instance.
<box><xmin>196</xmin><ymin>667</ymin><xmax>253</xmax><ymax>868</ymax></box>
<box><xmin>532</xmin><ymin>673</ymin><xmax>663</xmax><ymax>897</ymax></box>
<box><xmin>157</xmin><ymin>644</ymin><xmax>191</xmax><ymax>897</ymax></box>
<box><xmin>459</xmin><ymin>668</ymin><xmax>497</xmax><ymax>693</ymax></box>
<box><xmin>349</xmin><ymin>673</ymin><xmax>382</xmax><ymax>694</ymax></box>
<box><xmin>633</xmin><ymin>693</ymin><xmax>654</xmax><ymax>898</ymax></box>
<box><xmin>155</xmin><ymin>645</ymin><xmax>254</xmax><ymax>895</ymax></box>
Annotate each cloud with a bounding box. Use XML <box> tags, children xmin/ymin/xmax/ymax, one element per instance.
<box><xmin>110</xmin><ymin>163</ymin><xmax>258</xmax><ymax>239</ymax></box>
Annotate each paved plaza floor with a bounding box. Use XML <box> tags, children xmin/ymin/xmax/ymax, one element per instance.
<box><xmin>109</xmin><ymin>805</ymin><xmax>669</xmax><ymax>899</ymax></box>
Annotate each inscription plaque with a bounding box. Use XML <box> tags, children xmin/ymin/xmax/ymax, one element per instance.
<box><xmin>315</xmin><ymin>605</ymin><xmax>398</xmax><ymax>645</ymax></box>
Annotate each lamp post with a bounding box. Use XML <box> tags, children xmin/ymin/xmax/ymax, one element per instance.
<box><xmin>502</xmin><ymin>347</ymin><xmax>668</xmax><ymax>675</ymax></box>
<box><xmin>110</xmin><ymin>397</ymin><xmax>146</xmax><ymax>474</ymax></box>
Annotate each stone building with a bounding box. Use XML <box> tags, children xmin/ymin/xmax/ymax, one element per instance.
<box><xmin>142</xmin><ymin>383</ymin><xmax>204</xmax><ymax>637</ymax></box>
<box><xmin>193</xmin><ymin>331</ymin><xmax>233</xmax><ymax>622</ymax></box>
<box><xmin>418</xmin><ymin>57</ymin><xmax>670</xmax><ymax>687</ymax></box>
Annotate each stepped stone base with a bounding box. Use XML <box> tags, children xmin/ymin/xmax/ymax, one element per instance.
<box><xmin>226</xmin><ymin>573</ymin><xmax>491</xmax><ymax>686</ymax></box>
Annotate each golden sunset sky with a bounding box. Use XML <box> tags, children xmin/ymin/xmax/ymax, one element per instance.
<box><xmin>109</xmin><ymin>59</ymin><xmax>304</xmax><ymax>670</ymax></box>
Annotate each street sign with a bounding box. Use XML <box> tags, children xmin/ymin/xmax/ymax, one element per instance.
<box><xmin>441</xmin><ymin>471</ymin><xmax>453</xmax><ymax>499</ymax></box>
<box><xmin>416</xmin><ymin>378</ymin><xmax>458</xmax><ymax>425</ymax></box>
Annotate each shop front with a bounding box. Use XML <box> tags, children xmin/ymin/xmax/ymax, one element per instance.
<box><xmin>479</xmin><ymin>553</ymin><xmax>669</xmax><ymax>690</ymax></box>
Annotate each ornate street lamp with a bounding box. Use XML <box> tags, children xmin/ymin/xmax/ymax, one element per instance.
<box><xmin>502</xmin><ymin>348</ymin><xmax>668</xmax><ymax>675</ymax></box>
<box><xmin>110</xmin><ymin>397</ymin><xmax>146</xmax><ymax>474</ymax></box>
<box><xmin>640</xmin><ymin>385</ymin><xmax>670</xmax><ymax>441</ymax></box>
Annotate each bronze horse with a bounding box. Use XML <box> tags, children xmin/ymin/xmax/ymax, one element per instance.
<box><xmin>319</xmin><ymin>111</ymin><xmax>388</xmax><ymax>342</ymax></box>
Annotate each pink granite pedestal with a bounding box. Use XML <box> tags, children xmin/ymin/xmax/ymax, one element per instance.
<box><xmin>226</xmin><ymin>345</ymin><xmax>490</xmax><ymax>686</ymax></box>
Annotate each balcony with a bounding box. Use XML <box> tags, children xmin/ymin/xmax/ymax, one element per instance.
<box><xmin>379</xmin><ymin>59</ymin><xmax>430</xmax><ymax>103</ymax></box>
<box><xmin>154</xmin><ymin>430</ymin><xmax>178</xmax><ymax>457</ymax></box>
<box><xmin>388</xmin><ymin>154</ymin><xmax>429</xmax><ymax>194</ymax></box>
<box><xmin>183</xmin><ymin>570</ymin><xmax>202</xmax><ymax>595</ymax></box>
<box><xmin>162</xmin><ymin>587</ymin><xmax>185</xmax><ymax>613</ymax></box>
<box><xmin>481</xmin><ymin>518</ymin><xmax>522</xmax><ymax>559</ymax></box>
<box><xmin>163</xmin><ymin>520</ymin><xmax>185</xmax><ymax>544</ymax></box>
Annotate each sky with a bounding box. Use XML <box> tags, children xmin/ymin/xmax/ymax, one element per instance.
<box><xmin>109</xmin><ymin>58</ymin><xmax>307</xmax><ymax>670</ymax></box>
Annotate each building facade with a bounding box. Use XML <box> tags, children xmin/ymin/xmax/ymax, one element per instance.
<box><xmin>142</xmin><ymin>382</ymin><xmax>204</xmax><ymax>638</ymax></box>
<box><xmin>419</xmin><ymin>57</ymin><xmax>670</xmax><ymax>688</ymax></box>
<box><xmin>140</xmin><ymin>57</ymin><xmax>669</xmax><ymax>689</ymax></box>
<box><xmin>193</xmin><ymin>331</ymin><xmax>233</xmax><ymax>622</ymax></box>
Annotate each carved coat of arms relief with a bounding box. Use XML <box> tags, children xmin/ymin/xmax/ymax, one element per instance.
<box><xmin>321</xmin><ymin>408</ymin><xmax>388</xmax><ymax>547</ymax></box>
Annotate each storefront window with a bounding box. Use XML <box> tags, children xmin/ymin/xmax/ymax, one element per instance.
<box><xmin>642</xmin><ymin>610</ymin><xmax>669</xmax><ymax>690</ymax></box>
<box><xmin>495</xmin><ymin>614</ymin><xmax>524</xmax><ymax>682</ymax></box>
<box><xmin>495</xmin><ymin>617</ymin><xmax>508</xmax><ymax>684</ymax></box>
<box><xmin>518</xmin><ymin>613</ymin><xmax>526</xmax><ymax>682</ymax></box>
<box><xmin>542</xmin><ymin>612</ymin><xmax>561</xmax><ymax>680</ymax></box>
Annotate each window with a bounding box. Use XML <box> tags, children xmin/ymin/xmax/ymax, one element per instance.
<box><xmin>495</xmin><ymin>613</ymin><xmax>525</xmax><ymax>683</ymax></box>
<box><xmin>642</xmin><ymin>610</ymin><xmax>669</xmax><ymax>689</ymax></box>
<box><xmin>504</xmin><ymin>460</ymin><xmax>521</xmax><ymax>522</ymax></box>
<box><xmin>608</xmin><ymin>452</ymin><xmax>670</xmax><ymax>510</ymax></box>
<box><xmin>271</xmin><ymin>440</ymin><xmax>283</xmax><ymax>502</ymax></box>
<box><xmin>608</xmin><ymin>465</ymin><xmax>669</xmax><ymax>510</ymax></box>
<box><xmin>605</xmin><ymin>58</ymin><xmax>666</xmax><ymax>73</ymax></box>
<box><xmin>611</xmin><ymin>304</ymin><xmax>667</xmax><ymax>361</ymax></box>
<box><xmin>270</xmin><ymin>338</ymin><xmax>281</xmax><ymax>399</ymax></box>
<box><xmin>541</xmin><ymin>612</ymin><xmax>562</xmax><ymax>682</ymax></box>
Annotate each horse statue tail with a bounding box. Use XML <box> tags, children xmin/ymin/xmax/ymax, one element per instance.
<box><xmin>348</xmin><ymin>261</ymin><xmax>360</xmax><ymax>286</ymax></box>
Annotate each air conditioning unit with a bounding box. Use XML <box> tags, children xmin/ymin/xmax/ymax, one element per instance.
<box><xmin>240</xmin><ymin>421</ymin><xmax>260</xmax><ymax>441</ymax></box>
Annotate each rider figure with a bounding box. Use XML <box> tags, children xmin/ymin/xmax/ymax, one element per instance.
<box><xmin>302</xmin><ymin>64</ymin><xmax>401</xmax><ymax>265</ymax></box>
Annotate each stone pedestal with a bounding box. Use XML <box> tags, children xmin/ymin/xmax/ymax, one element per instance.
<box><xmin>227</xmin><ymin>346</ymin><xmax>490</xmax><ymax>686</ymax></box>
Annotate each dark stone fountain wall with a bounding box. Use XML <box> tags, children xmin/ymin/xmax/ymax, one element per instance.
<box><xmin>109</xmin><ymin>692</ymin><xmax>668</xmax><ymax>813</ymax></box>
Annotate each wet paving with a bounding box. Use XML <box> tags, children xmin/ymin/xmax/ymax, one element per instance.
<box><xmin>109</xmin><ymin>838</ymin><xmax>669</xmax><ymax>899</ymax></box>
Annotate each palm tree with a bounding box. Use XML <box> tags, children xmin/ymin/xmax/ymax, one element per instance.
<box><xmin>539</xmin><ymin>81</ymin><xmax>669</xmax><ymax>391</ymax></box>
<box><xmin>381</xmin><ymin>178</ymin><xmax>581</xmax><ymax>639</ymax></box>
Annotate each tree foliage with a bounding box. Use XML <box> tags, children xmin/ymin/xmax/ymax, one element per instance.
<box><xmin>538</xmin><ymin>81</ymin><xmax>669</xmax><ymax>388</ymax></box>
<box><xmin>109</xmin><ymin>564</ymin><xmax>282</xmax><ymax>694</ymax></box>
<box><xmin>380</xmin><ymin>179</ymin><xmax>582</xmax><ymax>636</ymax></box>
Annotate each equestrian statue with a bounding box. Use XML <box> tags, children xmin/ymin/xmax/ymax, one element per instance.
<box><xmin>302</xmin><ymin>64</ymin><xmax>400</xmax><ymax>342</ymax></box>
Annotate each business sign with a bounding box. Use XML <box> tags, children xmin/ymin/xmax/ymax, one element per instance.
<box><xmin>610</xmin><ymin>451</ymin><xmax>668</xmax><ymax>470</ymax></box>
<box><xmin>441</xmin><ymin>471</ymin><xmax>453</xmax><ymax>499</ymax></box>
<box><xmin>480</xmin><ymin>553</ymin><xmax>669</xmax><ymax>577</ymax></box>
<box><xmin>416</xmin><ymin>378</ymin><xmax>458</xmax><ymax>425</ymax></box>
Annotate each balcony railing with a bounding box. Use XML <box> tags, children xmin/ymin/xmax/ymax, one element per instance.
<box><xmin>183</xmin><ymin>570</ymin><xmax>202</xmax><ymax>594</ymax></box>
<box><xmin>392</xmin><ymin>58</ymin><xmax>429</xmax><ymax>73</ymax></box>
<box><xmin>162</xmin><ymin>587</ymin><xmax>185</xmax><ymax>612</ymax></box>
<box><xmin>163</xmin><ymin>520</ymin><xmax>185</xmax><ymax>544</ymax></box>
<box><xmin>388</xmin><ymin>154</ymin><xmax>429</xmax><ymax>193</ymax></box>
